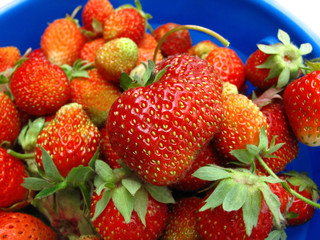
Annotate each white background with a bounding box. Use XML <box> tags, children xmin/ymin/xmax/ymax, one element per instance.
<box><xmin>0</xmin><ymin>0</ymin><xmax>319</xmax><ymax>39</ymax></box>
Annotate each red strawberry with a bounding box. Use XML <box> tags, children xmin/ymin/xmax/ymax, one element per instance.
<box><xmin>79</xmin><ymin>37</ymin><xmax>104</xmax><ymax>64</ymax></box>
<box><xmin>95</xmin><ymin>37</ymin><xmax>138</xmax><ymax>83</ymax></box>
<box><xmin>283</xmin><ymin>70</ymin><xmax>320</xmax><ymax>146</ymax></box>
<box><xmin>40</xmin><ymin>7</ymin><xmax>86</xmax><ymax>66</ymax></box>
<box><xmin>10</xmin><ymin>58</ymin><xmax>71</xmax><ymax>116</ymax></box>
<box><xmin>244</xmin><ymin>29</ymin><xmax>312</xmax><ymax>89</ymax></box>
<box><xmin>27</xmin><ymin>48</ymin><xmax>47</xmax><ymax>61</ymax></box>
<box><xmin>103</xmin><ymin>7</ymin><xmax>146</xmax><ymax>45</ymax></box>
<box><xmin>187</xmin><ymin>40</ymin><xmax>218</xmax><ymax>59</ymax></box>
<box><xmin>0</xmin><ymin>46</ymin><xmax>21</xmax><ymax>72</ymax></box>
<box><xmin>82</xmin><ymin>0</ymin><xmax>114</xmax><ymax>34</ymax></box>
<box><xmin>0</xmin><ymin>92</ymin><xmax>20</xmax><ymax>146</ymax></box>
<box><xmin>0</xmin><ymin>147</ymin><xmax>30</xmax><ymax>210</ymax></box>
<box><xmin>107</xmin><ymin>54</ymin><xmax>223</xmax><ymax>186</ymax></box>
<box><xmin>206</xmin><ymin>47</ymin><xmax>245</xmax><ymax>90</ymax></box>
<box><xmin>136</xmin><ymin>33</ymin><xmax>163</xmax><ymax>64</ymax></box>
<box><xmin>100</xmin><ymin>125</ymin><xmax>122</xmax><ymax>169</ymax></box>
<box><xmin>70</xmin><ymin>67</ymin><xmax>122</xmax><ymax>127</ymax></box>
<box><xmin>138</xmin><ymin>33</ymin><xmax>158</xmax><ymax>49</ymax></box>
<box><xmin>152</xmin><ymin>22</ymin><xmax>192</xmax><ymax>57</ymax></box>
<box><xmin>213</xmin><ymin>93</ymin><xmax>268</xmax><ymax>161</ymax></box>
<box><xmin>281</xmin><ymin>171</ymin><xmax>319</xmax><ymax>226</ymax></box>
<box><xmin>162</xmin><ymin>197</ymin><xmax>202</xmax><ymax>240</ymax></box>
<box><xmin>170</xmin><ymin>143</ymin><xmax>223</xmax><ymax>192</ymax></box>
<box><xmin>35</xmin><ymin>103</ymin><xmax>100</xmax><ymax>177</ymax></box>
<box><xmin>0</xmin><ymin>211</ymin><xmax>57</xmax><ymax>239</ymax></box>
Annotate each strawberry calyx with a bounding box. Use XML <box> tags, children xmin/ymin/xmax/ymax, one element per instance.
<box><xmin>61</xmin><ymin>59</ymin><xmax>94</xmax><ymax>82</ymax></box>
<box><xmin>193</xmin><ymin>165</ymin><xmax>284</xmax><ymax>236</ymax></box>
<box><xmin>120</xmin><ymin>59</ymin><xmax>169</xmax><ymax>91</ymax></box>
<box><xmin>153</xmin><ymin>25</ymin><xmax>230</xmax><ymax>63</ymax></box>
<box><xmin>256</xmin><ymin>29</ymin><xmax>312</xmax><ymax>88</ymax></box>
<box><xmin>91</xmin><ymin>159</ymin><xmax>175</xmax><ymax>225</ymax></box>
<box><xmin>251</xmin><ymin>87</ymin><xmax>283</xmax><ymax>108</ymax></box>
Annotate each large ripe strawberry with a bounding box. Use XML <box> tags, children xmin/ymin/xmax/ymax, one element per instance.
<box><xmin>162</xmin><ymin>197</ymin><xmax>202</xmax><ymax>240</ymax></box>
<box><xmin>152</xmin><ymin>22</ymin><xmax>192</xmax><ymax>57</ymax></box>
<box><xmin>0</xmin><ymin>147</ymin><xmax>30</xmax><ymax>210</ymax></box>
<box><xmin>0</xmin><ymin>92</ymin><xmax>20</xmax><ymax>146</ymax></box>
<box><xmin>206</xmin><ymin>47</ymin><xmax>245</xmax><ymax>90</ymax></box>
<box><xmin>35</xmin><ymin>103</ymin><xmax>100</xmax><ymax>177</ymax></box>
<box><xmin>95</xmin><ymin>37</ymin><xmax>138</xmax><ymax>83</ymax></box>
<box><xmin>244</xmin><ymin>29</ymin><xmax>312</xmax><ymax>89</ymax></box>
<box><xmin>281</xmin><ymin>171</ymin><xmax>319</xmax><ymax>226</ymax></box>
<box><xmin>82</xmin><ymin>0</ymin><xmax>114</xmax><ymax>34</ymax></box>
<box><xmin>193</xmin><ymin>166</ymin><xmax>284</xmax><ymax>239</ymax></box>
<box><xmin>69</xmin><ymin>65</ymin><xmax>122</xmax><ymax>127</ymax></box>
<box><xmin>40</xmin><ymin>7</ymin><xmax>86</xmax><ymax>66</ymax></box>
<box><xmin>107</xmin><ymin>54</ymin><xmax>223</xmax><ymax>186</ymax></box>
<box><xmin>283</xmin><ymin>70</ymin><xmax>320</xmax><ymax>146</ymax></box>
<box><xmin>0</xmin><ymin>211</ymin><xmax>57</xmax><ymax>239</ymax></box>
<box><xmin>10</xmin><ymin>58</ymin><xmax>71</xmax><ymax>116</ymax></box>
<box><xmin>213</xmin><ymin>93</ymin><xmax>268</xmax><ymax>162</ymax></box>
<box><xmin>103</xmin><ymin>7</ymin><xmax>146</xmax><ymax>45</ymax></box>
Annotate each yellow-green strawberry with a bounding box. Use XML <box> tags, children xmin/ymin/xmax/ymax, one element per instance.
<box><xmin>95</xmin><ymin>37</ymin><xmax>138</xmax><ymax>83</ymax></box>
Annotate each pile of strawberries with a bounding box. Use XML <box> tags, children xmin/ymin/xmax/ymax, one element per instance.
<box><xmin>0</xmin><ymin>0</ymin><xmax>320</xmax><ymax>239</ymax></box>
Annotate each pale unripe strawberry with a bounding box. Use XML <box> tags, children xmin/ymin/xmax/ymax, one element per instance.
<box><xmin>95</xmin><ymin>37</ymin><xmax>138</xmax><ymax>83</ymax></box>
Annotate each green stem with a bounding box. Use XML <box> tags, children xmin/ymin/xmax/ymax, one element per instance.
<box><xmin>256</xmin><ymin>155</ymin><xmax>320</xmax><ymax>209</ymax></box>
<box><xmin>153</xmin><ymin>24</ymin><xmax>230</xmax><ymax>63</ymax></box>
<box><xmin>7</xmin><ymin>149</ymin><xmax>35</xmax><ymax>159</ymax></box>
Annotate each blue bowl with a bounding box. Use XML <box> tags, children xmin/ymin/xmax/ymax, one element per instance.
<box><xmin>1</xmin><ymin>0</ymin><xmax>319</xmax><ymax>239</ymax></box>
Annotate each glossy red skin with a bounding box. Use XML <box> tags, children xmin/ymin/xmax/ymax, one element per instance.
<box><xmin>0</xmin><ymin>211</ymin><xmax>57</xmax><ymax>239</ymax></box>
<box><xmin>103</xmin><ymin>8</ymin><xmax>145</xmax><ymax>45</ymax></box>
<box><xmin>257</xmin><ymin>100</ymin><xmax>299</xmax><ymax>173</ymax></box>
<box><xmin>152</xmin><ymin>23</ymin><xmax>192</xmax><ymax>57</ymax></box>
<box><xmin>27</xmin><ymin>48</ymin><xmax>47</xmax><ymax>61</ymax></box>
<box><xmin>0</xmin><ymin>148</ymin><xmax>29</xmax><ymax>209</ymax></box>
<box><xmin>10</xmin><ymin>58</ymin><xmax>71</xmax><ymax>116</ymax></box>
<box><xmin>170</xmin><ymin>143</ymin><xmax>222</xmax><ymax>192</ymax></box>
<box><xmin>283</xmin><ymin>70</ymin><xmax>320</xmax><ymax>146</ymax></box>
<box><xmin>35</xmin><ymin>104</ymin><xmax>100</xmax><ymax>177</ymax></box>
<box><xmin>82</xmin><ymin>0</ymin><xmax>113</xmax><ymax>32</ymax></box>
<box><xmin>107</xmin><ymin>54</ymin><xmax>223</xmax><ymax>186</ymax></box>
<box><xmin>0</xmin><ymin>92</ymin><xmax>20</xmax><ymax>146</ymax></box>
<box><xmin>162</xmin><ymin>197</ymin><xmax>202</xmax><ymax>240</ymax></box>
<box><xmin>91</xmin><ymin>192</ymin><xmax>169</xmax><ymax>240</ymax></box>
<box><xmin>197</xmin><ymin>192</ymin><xmax>273</xmax><ymax>240</ymax></box>
<box><xmin>206</xmin><ymin>47</ymin><xmax>245</xmax><ymax>90</ymax></box>
<box><xmin>245</xmin><ymin>49</ymin><xmax>278</xmax><ymax>89</ymax></box>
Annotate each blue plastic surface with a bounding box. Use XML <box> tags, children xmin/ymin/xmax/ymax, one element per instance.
<box><xmin>0</xmin><ymin>0</ymin><xmax>319</xmax><ymax>239</ymax></box>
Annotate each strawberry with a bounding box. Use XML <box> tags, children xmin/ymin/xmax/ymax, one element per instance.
<box><xmin>136</xmin><ymin>33</ymin><xmax>163</xmax><ymax>64</ymax></box>
<box><xmin>253</xmin><ymin>93</ymin><xmax>299</xmax><ymax>174</ymax></box>
<box><xmin>193</xmin><ymin>166</ymin><xmax>284</xmax><ymax>239</ymax></box>
<box><xmin>0</xmin><ymin>92</ymin><xmax>20</xmax><ymax>146</ymax></box>
<box><xmin>90</xmin><ymin>160</ymin><xmax>173</xmax><ymax>240</ymax></box>
<box><xmin>244</xmin><ymin>29</ymin><xmax>312</xmax><ymax>89</ymax></box>
<box><xmin>161</xmin><ymin>197</ymin><xmax>202</xmax><ymax>240</ymax></box>
<box><xmin>280</xmin><ymin>171</ymin><xmax>319</xmax><ymax>226</ymax></box>
<box><xmin>100</xmin><ymin>125</ymin><xmax>122</xmax><ymax>169</ymax></box>
<box><xmin>95</xmin><ymin>37</ymin><xmax>138</xmax><ymax>83</ymax></box>
<box><xmin>283</xmin><ymin>70</ymin><xmax>320</xmax><ymax>146</ymax></box>
<box><xmin>69</xmin><ymin>63</ymin><xmax>122</xmax><ymax>127</ymax></box>
<box><xmin>187</xmin><ymin>40</ymin><xmax>218</xmax><ymax>59</ymax></box>
<box><xmin>152</xmin><ymin>22</ymin><xmax>192</xmax><ymax>57</ymax></box>
<box><xmin>82</xmin><ymin>0</ymin><xmax>114</xmax><ymax>34</ymax></box>
<box><xmin>213</xmin><ymin>93</ymin><xmax>268</xmax><ymax>161</ymax></box>
<box><xmin>0</xmin><ymin>147</ymin><xmax>30</xmax><ymax>210</ymax></box>
<box><xmin>107</xmin><ymin>54</ymin><xmax>223</xmax><ymax>186</ymax></box>
<box><xmin>206</xmin><ymin>47</ymin><xmax>245</xmax><ymax>90</ymax></box>
<box><xmin>0</xmin><ymin>211</ymin><xmax>57</xmax><ymax>239</ymax></box>
<box><xmin>10</xmin><ymin>57</ymin><xmax>71</xmax><ymax>116</ymax></box>
<box><xmin>170</xmin><ymin>143</ymin><xmax>223</xmax><ymax>192</ymax></box>
<box><xmin>0</xmin><ymin>46</ymin><xmax>21</xmax><ymax>72</ymax></box>
<box><xmin>27</xmin><ymin>48</ymin><xmax>47</xmax><ymax>61</ymax></box>
<box><xmin>138</xmin><ymin>33</ymin><xmax>158</xmax><ymax>49</ymax></box>
<box><xmin>40</xmin><ymin>7</ymin><xmax>86</xmax><ymax>66</ymax></box>
<box><xmin>103</xmin><ymin>7</ymin><xmax>146</xmax><ymax>45</ymax></box>
<box><xmin>35</xmin><ymin>103</ymin><xmax>100</xmax><ymax>177</ymax></box>
<box><xmin>79</xmin><ymin>37</ymin><xmax>104</xmax><ymax>64</ymax></box>
<box><xmin>78</xmin><ymin>235</ymin><xmax>101</xmax><ymax>240</ymax></box>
